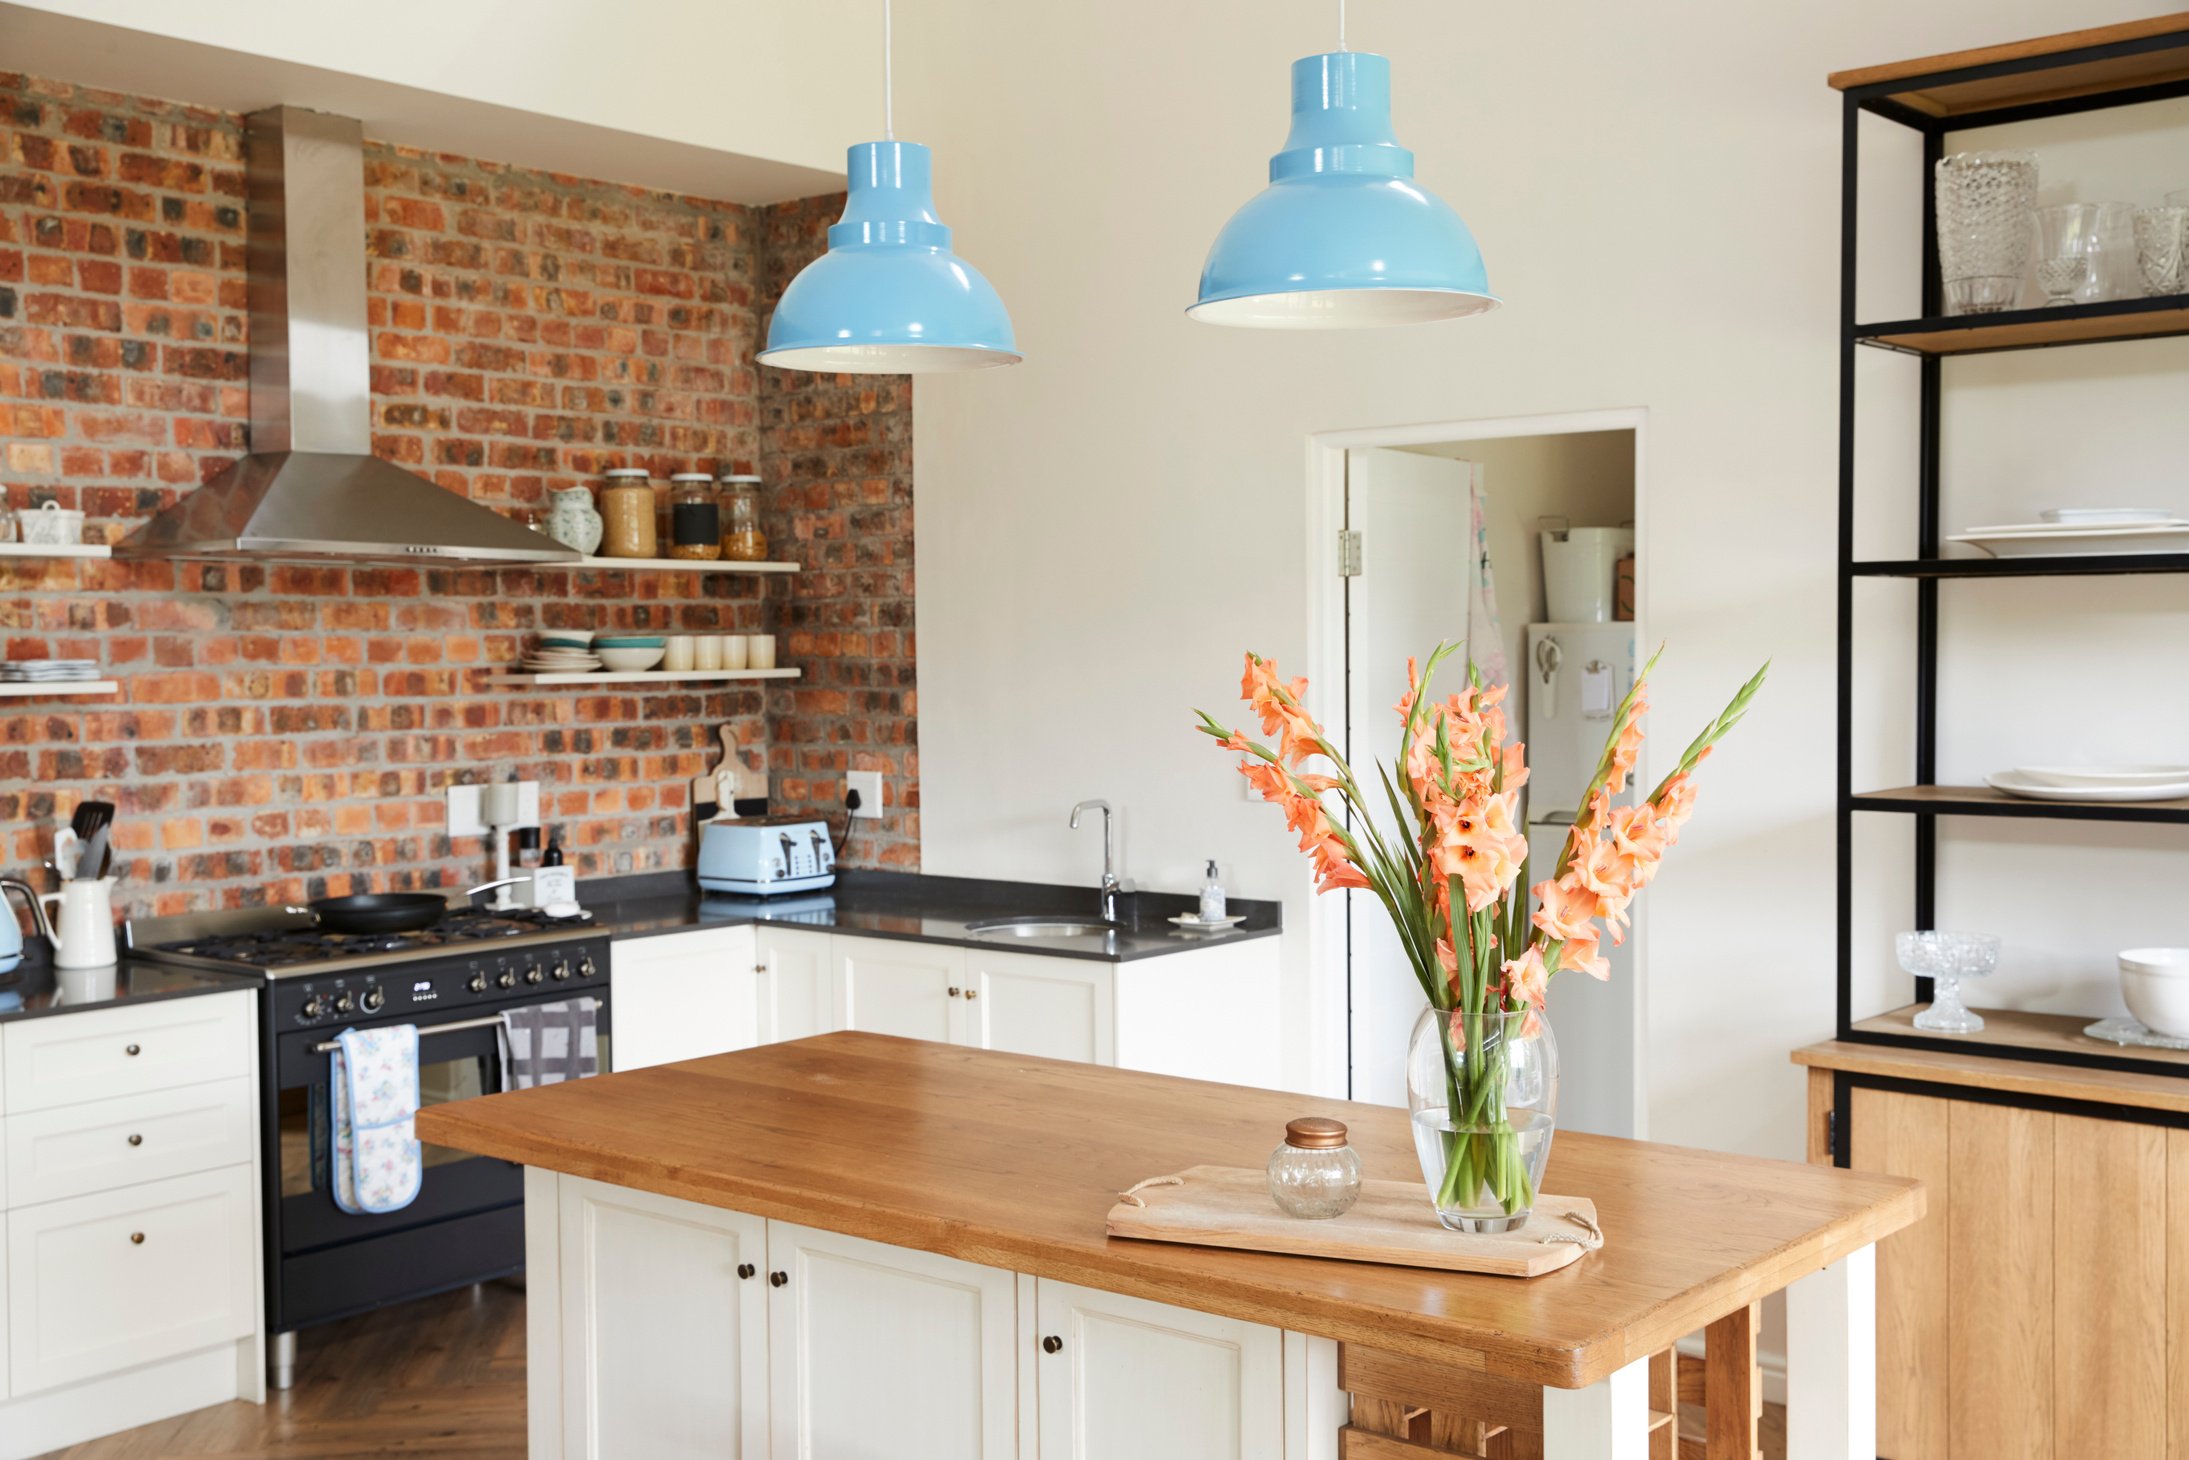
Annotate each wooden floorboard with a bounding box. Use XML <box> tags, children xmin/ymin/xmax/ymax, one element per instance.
<box><xmin>41</xmin><ymin>1282</ymin><xmax>527</xmax><ymax>1460</ymax></box>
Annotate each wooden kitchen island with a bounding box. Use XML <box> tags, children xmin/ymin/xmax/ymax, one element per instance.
<box><xmin>419</xmin><ymin>1032</ymin><xmax>1920</xmax><ymax>1459</ymax></box>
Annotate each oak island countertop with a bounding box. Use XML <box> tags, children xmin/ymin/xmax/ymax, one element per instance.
<box><xmin>419</xmin><ymin>1032</ymin><xmax>1921</xmax><ymax>1388</ymax></box>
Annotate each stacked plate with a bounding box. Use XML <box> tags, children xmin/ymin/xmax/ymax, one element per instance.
<box><xmin>1949</xmin><ymin>508</ymin><xmax>2189</xmax><ymax>558</ymax></box>
<box><xmin>1</xmin><ymin>659</ymin><xmax>100</xmax><ymax>682</ymax></box>
<box><xmin>519</xmin><ymin>645</ymin><xmax>603</xmax><ymax>674</ymax></box>
<box><xmin>1985</xmin><ymin>765</ymin><xmax>2189</xmax><ymax>802</ymax></box>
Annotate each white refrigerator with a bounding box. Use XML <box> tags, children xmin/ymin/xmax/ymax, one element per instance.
<box><xmin>1523</xmin><ymin>623</ymin><xmax>1640</xmax><ymax>1139</ymax></box>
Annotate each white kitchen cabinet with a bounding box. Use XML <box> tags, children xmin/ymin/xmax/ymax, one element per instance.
<box><xmin>610</xmin><ymin>925</ymin><xmax>759</xmax><ymax>1072</ymax></box>
<box><xmin>1033</xmin><ymin>1277</ymin><xmax>1284</xmax><ymax>1460</ymax></box>
<box><xmin>767</xmin><ymin>1219</ymin><xmax>1018</xmax><ymax>1460</ymax></box>
<box><xmin>754</xmin><ymin>928</ymin><xmax>833</xmax><ymax>1044</ymax></box>
<box><xmin>5</xmin><ymin>1076</ymin><xmax>255</xmax><ymax>1209</ymax></box>
<box><xmin>832</xmin><ymin>939</ymin><xmax>966</xmax><ymax>1043</ymax></box>
<box><xmin>556</xmin><ymin>1176</ymin><xmax>766</xmax><ymax>1459</ymax></box>
<box><xmin>963</xmin><ymin>948</ymin><xmax>1113</xmax><ymax>1065</ymax></box>
<box><xmin>6</xmin><ymin>1163</ymin><xmax>255</xmax><ymax>1397</ymax></box>
<box><xmin>2</xmin><ymin>993</ymin><xmax>252</xmax><ymax>1112</ymax></box>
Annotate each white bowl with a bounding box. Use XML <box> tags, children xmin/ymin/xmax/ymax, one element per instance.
<box><xmin>596</xmin><ymin>646</ymin><xmax>666</xmax><ymax>673</ymax></box>
<box><xmin>2121</xmin><ymin>947</ymin><xmax>2189</xmax><ymax>978</ymax></box>
<box><xmin>2123</xmin><ymin>966</ymin><xmax>2189</xmax><ymax>1038</ymax></box>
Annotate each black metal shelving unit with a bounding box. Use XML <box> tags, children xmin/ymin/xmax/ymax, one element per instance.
<box><xmin>1834</xmin><ymin>19</ymin><xmax>2189</xmax><ymax>1079</ymax></box>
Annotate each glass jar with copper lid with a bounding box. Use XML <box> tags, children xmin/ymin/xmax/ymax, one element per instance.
<box><xmin>667</xmin><ymin>473</ymin><xmax>722</xmax><ymax>560</ymax></box>
<box><xmin>598</xmin><ymin>468</ymin><xmax>657</xmax><ymax>559</ymax></box>
<box><xmin>1266</xmin><ymin>1116</ymin><xmax>1361</xmax><ymax>1219</ymax></box>
<box><xmin>718</xmin><ymin>473</ymin><xmax>768</xmax><ymax>562</ymax></box>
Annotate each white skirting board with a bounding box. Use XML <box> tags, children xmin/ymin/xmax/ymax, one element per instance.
<box><xmin>0</xmin><ymin>1338</ymin><xmax>257</xmax><ymax>1460</ymax></box>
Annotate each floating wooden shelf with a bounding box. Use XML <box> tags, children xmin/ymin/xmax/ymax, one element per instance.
<box><xmin>0</xmin><ymin>542</ymin><xmax>111</xmax><ymax>561</ymax></box>
<box><xmin>1847</xmin><ymin>1006</ymin><xmax>2189</xmax><ymax>1076</ymax></box>
<box><xmin>1830</xmin><ymin>12</ymin><xmax>2189</xmax><ymax>122</ymax></box>
<box><xmin>1856</xmin><ymin>296</ymin><xmax>2189</xmax><ymax>356</ymax></box>
<box><xmin>1852</xmin><ymin>552</ymin><xmax>2189</xmax><ymax>578</ymax></box>
<box><xmin>1851</xmin><ymin>784</ymin><xmax>2189</xmax><ymax>824</ymax></box>
<box><xmin>481</xmin><ymin>668</ymin><xmax>801</xmax><ymax>687</ymax></box>
<box><xmin>0</xmin><ymin>680</ymin><xmax>118</xmax><ymax>698</ymax></box>
<box><xmin>554</xmin><ymin>556</ymin><xmax>797</xmax><ymax>575</ymax></box>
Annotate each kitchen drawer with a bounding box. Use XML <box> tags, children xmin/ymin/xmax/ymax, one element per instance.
<box><xmin>2</xmin><ymin>990</ymin><xmax>253</xmax><ymax>1113</ymax></box>
<box><xmin>6</xmin><ymin>1076</ymin><xmax>256</xmax><ymax>1208</ymax></box>
<box><xmin>7</xmin><ymin>1164</ymin><xmax>255</xmax><ymax>1396</ymax></box>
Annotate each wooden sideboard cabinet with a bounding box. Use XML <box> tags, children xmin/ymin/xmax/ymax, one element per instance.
<box><xmin>1797</xmin><ymin>1040</ymin><xmax>2187</xmax><ymax>1459</ymax></box>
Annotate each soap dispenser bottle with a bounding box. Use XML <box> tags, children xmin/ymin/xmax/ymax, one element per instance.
<box><xmin>1199</xmin><ymin>860</ymin><xmax>1227</xmax><ymax>922</ymax></box>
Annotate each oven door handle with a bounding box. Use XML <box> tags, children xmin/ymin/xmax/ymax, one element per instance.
<box><xmin>310</xmin><ymin>1012</ymin><xmax>509</xmax><ymax>1055</ymax></box>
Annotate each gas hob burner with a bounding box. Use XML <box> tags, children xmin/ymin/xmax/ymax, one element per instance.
<box><xmin>131</xmin><ymin>902</ymin><xmax>600</xmax><ymax>975</ymax></box>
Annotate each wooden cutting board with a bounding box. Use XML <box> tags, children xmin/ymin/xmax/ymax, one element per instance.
<box><xmin>1105</xmin><ymin>1165</ymin><xmax>1601</xmax><ymax>1278</ymax></box>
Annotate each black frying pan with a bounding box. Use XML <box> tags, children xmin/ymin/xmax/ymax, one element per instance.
<box><xmin>305</xmin><ymin>879</ymin><xmax>525</xmax><ymax>934</ymax></box>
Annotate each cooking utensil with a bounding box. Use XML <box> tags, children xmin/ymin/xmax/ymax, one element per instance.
<box><xmin>76</xmin><ymin>824</ymin><xmax>111</xmax><ymax>882</ymax></box>
<box><xmin>303</xmin><ymin>878</ymin><xmax>531</xmax><ymax>934</ymax></box>
<box><xmin>70</xmin><ymin>799</ymin><xmax>114</xmax><ymax>841</ymax></box>
<box><xmin>53</xmin><ymin>828</ymin><xmax>80</xmax><ymax>881</ymax></box>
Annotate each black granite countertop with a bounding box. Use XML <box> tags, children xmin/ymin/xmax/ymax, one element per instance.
<box><xmin>0</xmin><ymin>950</ymin><xmax>258</xmax><ymax>1024</ymax></box>
<box><xmin>580</xmin><ymin>870</ymin><xmax>1282</xmax><ymax>963</ymax></box>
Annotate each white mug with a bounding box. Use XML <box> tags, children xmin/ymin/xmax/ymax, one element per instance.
<box><xmin>722</xmin><ymin>635</ymin><xmax>750</xmax><ymax>670</ymax></box>
<box><xmin>40</xmin><ymin>877</ymin><xmax>119</xmax><ymax>969</ymax></box>
<box><xmin>695</xmin><ymin>635</ymin><xmax>724</xmax><ymax>672</ymax></box>
<box><xmin>748</xmin><ymin>634</ymin><xmax>777</xmax><ymax>671</ymax></box>
<box><xmin>664</xmin><ymin>636</ymin><xmax>696</xmax><ymax>673</ymax></box>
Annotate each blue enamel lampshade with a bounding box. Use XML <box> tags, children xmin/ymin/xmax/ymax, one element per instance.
<box><xmin>1191</xmin><ymin>51</ymin><xmax>1496</xmax><ymax>327</ymax></box>
<box><xmin>760</xmin><ymin>141</ymin><xmax>1021</xmax><ymax>373</ymax></box>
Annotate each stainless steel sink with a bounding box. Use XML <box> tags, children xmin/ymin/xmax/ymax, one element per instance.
<box><xmin>963</xmin><ymin>917</ymin><xmax>1124</xmax><ymax>939</ymax></box>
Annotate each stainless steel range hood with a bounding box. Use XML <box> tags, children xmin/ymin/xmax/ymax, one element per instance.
<box><xmin>119</xmin><ymin>107</ymin><xmax>579</xmax><ymax>566</ymax></box>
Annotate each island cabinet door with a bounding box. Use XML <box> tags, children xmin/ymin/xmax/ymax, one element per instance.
<box><xmin>1031</xmin><ymin>1278</ymin><xmax>1284</xmax><ymax>1459</ymax></box>
<box><xmin>831</xmin><ymin>937</ymin><xmax>968</xmax><ymax>1045</ymax></box>
<box><xmin>555</xmin><ymin>1177</ymin><xmax>768</xmax><ymax>1459</ymax></box>
<box><xmin>766</xmin><ymin>1220</ymin><xmax>1017</xmax><ymax>1460</ymax></box>
<box><xmin>963</xmin><ymin>950</ymin><xmax>1114</xmax><ymax>1064</ymax></box>
<box><xmin>755</xmin><ymin>928</ymin><xmax>834</xmax><ymax>1044</ymax></box>
<box><xmin>608</xmin><ymin>926</ymin><xmax>759</xmax><ymax>1072</ymax></box>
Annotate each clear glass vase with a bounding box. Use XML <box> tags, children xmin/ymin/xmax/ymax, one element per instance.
<box><xmin>1405</xmin><ymin>1004</ymin><xmax>1559</xmax><ymax>1233</ymax></box>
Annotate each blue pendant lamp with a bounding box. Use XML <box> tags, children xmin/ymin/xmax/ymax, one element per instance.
<box><xmin>1191</xmin><ymin>2</ymin><xmax>1496</xmax><ymax>328</ymax></box>
<box><xmin>760</xmin><ymin>0</ymin><xmax>1019</xmax><ymax>373</ymax></box>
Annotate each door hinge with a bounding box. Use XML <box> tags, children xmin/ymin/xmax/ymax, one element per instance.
<box><xmin>1337</xmin><ymin>530</ymin><xmax>1363</xmax><ymax>577</ymax></box>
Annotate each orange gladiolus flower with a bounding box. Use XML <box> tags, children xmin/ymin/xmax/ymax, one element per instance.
<box><xmin>1603</xmin><ymin>682</ymin><xmax>1648</xmax><ymax>795</ymax></box>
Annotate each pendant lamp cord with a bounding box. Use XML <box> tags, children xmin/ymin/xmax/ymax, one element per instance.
<box><xmin>883</xmin><ymin>0</ymin><xmax>896</xmax><ymax>140</ymax></box>
<box><xmin>1336</xmin><ymin>0</ymin><xmax>1347</xmax><ymax>50</ymax></box>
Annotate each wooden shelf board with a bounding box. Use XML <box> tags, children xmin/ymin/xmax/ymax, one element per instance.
<box><xmin>1856</xmin><ymin>298</ymin><xmax>2189</xmax><ymax>356</ymax></box>
<box><xmin>1852</xmin><ymin>784</ymin><xmax>2189</xmax><ymax>823</ymax></box>
<box><xmin>557</xmin><ymin>556</ymin><xmax>797</xmax><ymax>574</ymax></box>
<box><xmin>1829</xmin><ymin>14</ymin><xmax>2189</xmax><ymax>116</ymax></box>
<box><xmin>0</xmin><ymin>542</ymin><xmax>111</xmax><ymax>560</ymax></box>
<box><xmin>0</xmin><ymin>679</ymin><xmax>118</xmax><ymax>697</ymax></box>
<box><xmin>480</xmin><ymin>668</ymin><xmax>801</xmax><ymax>687</ymax></box>
<box><xmin>1797</xmin><ymin>1016</ymin><xmax>2189</xmax><ymax>1114</ymax></box>
<box><xmin>1854</xmin><ymin>552</ymin><xmax>2189</xmax><ymax>578</ymax></box>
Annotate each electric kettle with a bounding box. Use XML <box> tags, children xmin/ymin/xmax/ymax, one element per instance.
<box><xmin>1</xmin><ymin>877</ymin><xmax>50</xmax><ymax>976</ymax></box>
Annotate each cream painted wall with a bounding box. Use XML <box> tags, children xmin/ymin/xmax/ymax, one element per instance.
<box><xmin>897</xmin><ymin>0</ymin><xmax>2189</xmax><ymax>1159</ymax></box>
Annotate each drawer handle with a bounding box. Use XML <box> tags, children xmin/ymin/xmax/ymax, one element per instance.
<box><xmin>130</xmin><ymin>1231</ymin><xmax>145</xmax><ymax>1245</ymax></box>
<box><xmin>737</xmin><ymin>1263</ymin><xmax>756</xmax><ymax>1280</ymax></box>
<box><xmin>769</xmin><ymin>1270</ymin><xmax>788</xmax><ymax>1288</ymax></box>
<box><xmin>1042</xmin><ymin>1335</ymin><xmax>1063</xmax><ymax>1354</ymax></box>
<box><xmin>127</xmin><ymin>1133</ymin><xmax>144</xmax><ymax>1147</ymax></box>
<box><xmin>124</xmin><ymin>1043</ymin><xmax>141</xmax><ymax>1057</ymax></box>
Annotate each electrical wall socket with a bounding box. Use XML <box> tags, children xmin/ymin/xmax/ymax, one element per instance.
<box><xmin>446</xmin><ymin>781</ymin><xmax>541</xmax><ymax>837</ymax></box>
<box><xmin>846</xmin><ymin>770</ymin><xmax>885</xmax><ymax>820</ymax></box>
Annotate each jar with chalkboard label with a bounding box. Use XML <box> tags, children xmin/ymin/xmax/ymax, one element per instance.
<box><xmin>667</xmin><ymin>474</ymin><xmax>723</xmax><ymax>561</ymax></box>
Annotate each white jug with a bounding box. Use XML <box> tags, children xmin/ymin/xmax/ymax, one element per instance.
<box><xmin>40</xmin><ymin>877</ymin><xmax>119</xmax><ymax>969</ymax></box>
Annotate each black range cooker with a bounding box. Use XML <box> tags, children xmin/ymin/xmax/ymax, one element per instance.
<box><xmin>127</xmin><ymin>903</ymin><xmax>612</xmax><ymax>1389</ymax></box>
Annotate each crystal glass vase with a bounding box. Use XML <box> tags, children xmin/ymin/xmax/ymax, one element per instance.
<box><xmin>1405</xmin><ymin>1004</ymin><xmax>1559</xmax><ymax>1234</ymax></box>
<box><xmin>1934</xmin><ymin>151</ymin><xmax>2036</xmax><ymax>315</ymax></box>
<box><xmin>1899</xmin><ymin>931</ymin><xmax>2001</xmax><ymax>1035</ymax></box>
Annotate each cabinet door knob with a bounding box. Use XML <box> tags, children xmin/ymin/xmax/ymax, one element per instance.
<box><xmin>947</xmin><ymin>986</ymin><xmax>962</xmax><ymax>998</ymax></box>
<box><xmin>963</xmin><ymin>988</ymin><xmax>979</xmax><ymax>1001</ymax></box>
<box><xmin>1041</xmin><ymin>1335</ymin><xmax>1063</xmax><ymax>1354</ymax></box>
<box><xmin>737</xmin><ymin>1263</ymin><xmax>756</xmax><ymax>1280</ymax></box>
<box><xmin>769</xmin><ymin>1270</ymin><xmax>789</xmax><ymax>1288</ymax></box>
<box><xmin>124</xmin><ymin>1043</ymin><xmax>141</xmax><ymax>1057</ymax></box>
<box><xmin>130</xmin><ymin>1231</ymin><xmax>146</xmax><ymax>1245</ymax></box>
<box><xmin>127</xmin><ymin>1133</ymin><xmax>144</xmax><ymax>1147</ymax></box>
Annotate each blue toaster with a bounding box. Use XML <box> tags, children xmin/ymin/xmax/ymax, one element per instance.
<box><xmin>697</xmin><ymin>817</ymin><xmax>837</xmax><ymax>896</ymax></box>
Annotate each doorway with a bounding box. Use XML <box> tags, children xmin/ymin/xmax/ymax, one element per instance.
<box><xmin>1302</xmin><ymin>410</ymin><xmax>1648</xmax><ymax>1138</ymax></box>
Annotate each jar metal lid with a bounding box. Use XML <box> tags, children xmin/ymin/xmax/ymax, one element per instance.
<box><xmin>717</xmin><ymin>473</ymin><xmax>764</xmax><ymax>484</ymax></box>
<box><xmin>668</xmin><ymin>472</ymin><xmax>713</xmax><ymax>483</ymax></box>
<box><xmin>603</xmin><ymin>468</ymin><xmax>650</xmax><ymax>479</ymax></box>
<box><xmin>1283</xmin><ymin>1116</ymin><xmax>1349</xmax><ymax>1150</ymax></box>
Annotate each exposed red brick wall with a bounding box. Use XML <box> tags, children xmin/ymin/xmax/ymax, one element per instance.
<box><xmin>0</xmin><ymin>73</ymin><xmax>915</xmax><ymax>916</ymax></box>
<box><xmin>757</xmin><ymin>195</ymin><xmax>918</xmax><ymax>869</ymax></box>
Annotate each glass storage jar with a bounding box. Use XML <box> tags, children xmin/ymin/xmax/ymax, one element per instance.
<box><xmin>667</xmin><ymin>473</ymin><xmax>722</xmax><ymax>560</ymax></box>
<box><xmin>719</xmin><ymin>474</ymin><xmax>768</xmax><ymax>561</ymax></box>
<box><xmin>598</xmin><ymin>469</ymin><xmax>657</xmax><ymax>559</ymax></box>
<box><xmin>1266</xmin><ymin>1116</ymin><xmax>1362</xmax><ymax>1219</ymax></box>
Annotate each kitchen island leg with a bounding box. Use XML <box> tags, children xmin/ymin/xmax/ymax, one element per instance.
<box><xmin>1542</xmin><ymin>1354</ymin><xmax>1650</xmax><ymax>1458</ymax></box>
<box><xmin>1785</xmin><ymin>1243</ymin><xmax>1876</xmax><ymax>1460</ymax></box>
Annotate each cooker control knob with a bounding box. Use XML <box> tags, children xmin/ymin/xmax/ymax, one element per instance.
<box><xmin>496</xmin><ymin>971</ymin><xmax>517</xmax><ymax>990</ymax></box>
<box><xmin>578</xmin><ymin>956</ymin><xmax>597</xmax><ymax>978</ymax></box>
<box><xmin>333</xmin><ymin>992</ymin><xmax>355</xmax><ymax>1015</ymax></box>
<box><xmin>468</xmin><ymin>973</ymin><xmax>488</xmax><ymax>994</ymax></box>
<box><xmin>361</xmin><ymin>988</ymin><xmax>385</xmax><ymax>1012</ymax></box>
<box><xmin>551</xmin><ymin>960</ymin><xmax>571</xmax><ymax>982</ymax></box>
<box><xmin>301</xmin><ymin>996</ymin><xmax>325</xmax><ymax>1019</ymax></box>
<box><xmin>524</xmin><ymin>966</ymin><xmax>544</xmax><ymax>985</ymax></box>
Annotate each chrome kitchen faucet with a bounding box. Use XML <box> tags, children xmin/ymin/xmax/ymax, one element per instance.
<box><xmin>1069</xmin><ymin>799</ymin><xmax>1121</xmax><ymax>924</ymax></box>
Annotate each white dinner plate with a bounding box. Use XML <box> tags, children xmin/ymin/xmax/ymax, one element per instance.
<box><xmin>2011</xmin><ymin>764</ymin><xmax>2189</xmax><ymax>789</ymax></box>
<box><xmin>1170</xmin><ymin>913</ymin><xmax>1246</xmax><ymax>930</ymax></box>
<box><xmin>1948</xmin><ymin>526</ymin><xmax>2189</xmax><ymax>558</ymax></box>
<box><xmin>1986</xmin><ymin>770</ymin><xmax>2189</xmax><ymax>802</ymax></box>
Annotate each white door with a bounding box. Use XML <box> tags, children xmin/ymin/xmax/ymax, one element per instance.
<box><xmin>756</xmin><ymin>928</ymin><xmax>835</xmax><ymax>1043</ymax></box>
<box><xmin>834</xmin><ymin>938</ymin><xmax>967</xmax><ymax>1043</ymax></box>
<box><xmin>1344</xmin><ymin>447</ymin><xmax>1484</xmax><ymax>1105</ymax></box>
<box><xmin>609</xmin><ymin>926</ymin><xmax>759</xmax><ymax>1072</ymax></box>
<box><xmin>964</xmin><ymin>950</ymin><xmax>1113</xmax><ymax>1064</ymax></box>
<box><xmin>557</xmin><ymin>1177</ymin><xmax>767</xmax><ymax>1459</ymax></box>
<box><xmin>1033</xmin><ymin>1277</ymin><xmax>1284</xmax><ymax>1460</ymax></box>
<box><xmin>767</xmin><ymin>1220</ymin><xmax>1017</xmax><ymax>1460</ymax></box>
